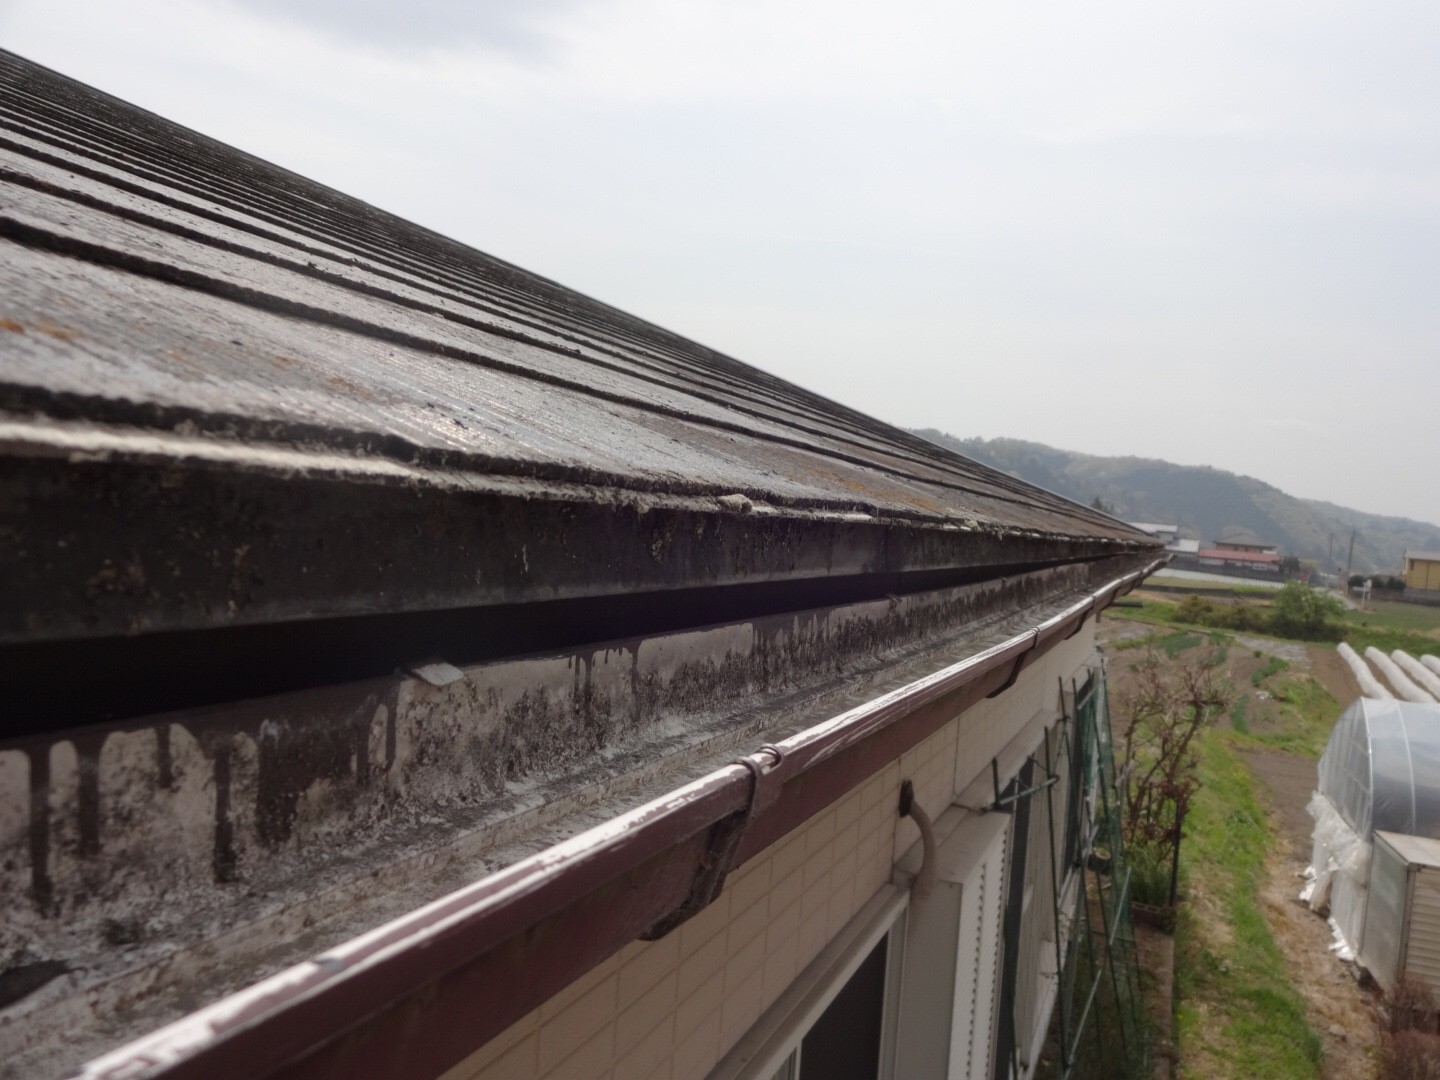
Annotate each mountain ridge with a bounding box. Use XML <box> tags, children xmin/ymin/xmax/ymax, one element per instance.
<box><xmin>915</xmin><ymin>429</ymin><xmax>1440</xmax><ymax>574</ymax></box>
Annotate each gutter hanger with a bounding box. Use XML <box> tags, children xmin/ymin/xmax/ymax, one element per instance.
<box><xmin>77</xmin><ymin>557</ymin><xmax>1163</xmax><ymax>1080</ymax></box>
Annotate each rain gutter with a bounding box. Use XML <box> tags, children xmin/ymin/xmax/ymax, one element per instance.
<box><xmin>78</xmin><ymin>555</ymin><xmax>1164</xmax><ymax>1080</ymax></box>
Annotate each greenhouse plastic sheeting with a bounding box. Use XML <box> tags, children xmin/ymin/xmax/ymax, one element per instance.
<box><xmin>1308</xmin><ymin>790</ymin><xmax>1371</xmax><ymax>949</ymax></box>
<box><xmin>1318</xmin><ymin>698</ymin><xmax>1440</xmax><ymax>839</ymax></box>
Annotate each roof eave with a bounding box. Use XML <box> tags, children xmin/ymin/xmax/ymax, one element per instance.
<box><xmin>74</xmin><ymin>553</ymin><xmax>1163</xmax><ymax>1080</ymax></box>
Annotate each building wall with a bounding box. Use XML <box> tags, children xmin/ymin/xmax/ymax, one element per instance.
<box><xmin>439</xmin><ymin>628</ymin><xmax>1098</xmax><ymax>1080</ymax></box>
<box><xmin>1408</xmin><ymin>558</ymin><xmax>1440</xmax><ymax>592</ymax></box>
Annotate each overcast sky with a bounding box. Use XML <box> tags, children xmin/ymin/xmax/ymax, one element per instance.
<box><xmin>4</xmin><ymin>1</ymin><xmax>1438</xmax><ymax>524</ymax></box>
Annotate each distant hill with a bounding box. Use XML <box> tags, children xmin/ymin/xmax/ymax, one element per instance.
<box><xmin>914</xmin><ymin>430</ymin><xmax>1440</xmax><ymax>574</ymax></box>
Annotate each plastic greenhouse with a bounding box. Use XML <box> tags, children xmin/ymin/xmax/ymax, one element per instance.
<box><xmin>1308</xmin><ymin>697</ymin><xmax>1440</xmax><ymax>979</ymax></box>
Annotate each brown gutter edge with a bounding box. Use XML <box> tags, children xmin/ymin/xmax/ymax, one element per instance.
<box><xmin>79</xmin><ymin>556</ymin><xmax>1164</xmax><ymax>1080</ymax></box>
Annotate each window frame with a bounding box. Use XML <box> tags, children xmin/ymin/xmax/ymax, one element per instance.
<box><xmin>708</xmin><ymin>885</ymin><xmax>909</xmax><ymax>1080</ymax></box>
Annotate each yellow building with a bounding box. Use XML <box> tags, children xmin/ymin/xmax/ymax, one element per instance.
<box><xmin>1405</xmin><ymin>551</ymin><xmax>1440</xmax><ymax>592</ymax></box>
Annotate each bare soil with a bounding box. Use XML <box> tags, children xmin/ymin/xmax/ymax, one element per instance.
<box><xmin>1243</xmin><ymin>742</ymin><xmax>1381</xmax><ymax>1079</ymax></box>
<box><xmin>1309</xmin><ymin>647</ymin><xmax>1363</xmax><ymax>710</ymax></box>
<box><xmin>1135</xmin><ymin>922</ymin><xmax>1177</xmax><ymax>1079</ymax></box>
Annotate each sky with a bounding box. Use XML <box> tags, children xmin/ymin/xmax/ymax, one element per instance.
<box><xmin>3</xmin><ymin>0</ymin><xmax>1439</xmax><ymax>523</ymax></box>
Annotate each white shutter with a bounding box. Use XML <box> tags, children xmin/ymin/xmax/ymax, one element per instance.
<box><xmin>895</xmin><ymin>808</ymin><xmax>1012</xmax><ymax>1080</ymax></box>
<box><xmin>948</xmin><ymin>825</ymin><xmax>1009</xmax><ymax>1080</ymax></box>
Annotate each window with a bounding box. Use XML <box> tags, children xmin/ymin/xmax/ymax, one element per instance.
<box><xmin>710</xmin><ymin>887</ymin><xmax>908</xmax><ymax>1080</ymax></box>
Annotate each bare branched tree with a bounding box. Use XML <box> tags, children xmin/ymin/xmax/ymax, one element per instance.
<box><xmin>1118</xmin><ymin>646</ymin><xmax>1233</xmax><ymax>850</ymax></box>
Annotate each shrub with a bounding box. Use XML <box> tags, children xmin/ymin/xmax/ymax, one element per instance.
<box><xmin>1388</xmin><ymin>976</ymin><xmax>1439</xmax><ymax>1035</ymax></box>
<box><xmin>1381</xmin><ymin>979</ymin><xmax>1440</xmax><ymax>1080</ymax></box>
<box><xmin>1378</xmin><ymin>1030</ymin><xmax>1440</xmax><ymax>1080</ymax></box>
<box><xmin>1173</xmin><ymin>595</ymin><xmax>1215</xmax><ymax>625</ymax></box>
<box><xmin>1127</xmin><ymin>838</ymin><xmax>1174</xmax><ymax>909</ymax></box>
<box><xmin>1167</xmin><ymin>583</ymin><xmax>1347</xmax><ymax>641</ymax></box>
<box><xmin>1218</xmin><ymin>604</ymin><xmax>1264</xmax><ymax>632</ymax></box>
<box><xmin>1269</xmin><ymin>582</ymin><xmax>1347</xmax><ymax>640</ymax></box>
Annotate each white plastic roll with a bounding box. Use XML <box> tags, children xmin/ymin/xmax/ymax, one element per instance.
<box><xmin>1337</xmin><ymin>642</ymin><xmax>1394</xmax><ymax>700</ymax></box>
<box><xmin>1365</xmin><ymin>646</ymin><xmax>1436</xmax><ymax>703</ymax></box>
<box><xmin>1393</xmin><ymin>651</ymin><xmax>1440</xmax><ymax>702</ymax></box>
<box><xmin>1422</xmin><ymin>654</ymin><xmax>1440</xmax><ymax>679</ymax></box>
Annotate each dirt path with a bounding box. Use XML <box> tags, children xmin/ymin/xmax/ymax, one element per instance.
<box><xmin>1242</xmin><ymin>745</ymin><xmax>1380</xmax><ymax>1078</ymax></box>
<box><xmin>1309</xmin><ymin>646</ymin><xmax>1362</xmax><ymax>709</ymax></box>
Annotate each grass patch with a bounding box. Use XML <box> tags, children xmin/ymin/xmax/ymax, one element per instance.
<box><xmin>1251</xmin><ymin>676</ymin><xmax>1337</xmax><ymax>757</ymax></box>
<box><xmin>1174</xmin><ymin>734</ymin><xmax>1323</xmax><ymax>1079</ymax></box>
<box><xmin>1226</xmin><ymin>675</ymin><xmax>1339</xmax><ymax>767</ymax></box>
<box><xmin>1230</xmin><ymin>696</ymin><xmax>1249</xmax><ymax>734</ymax></box>
<box><xmin>1251</xmin><ymin>657</ymin><xmax>1289</xmax><ymax>686</ymax></box>
<box><xmin>1160</xmin><ymin>631</ymin><xmax>1205</xmax><ymax>657</ymax></box>
<box><xmin>1346</xmin><ymin>624</ymin><xmax>1440</xmax><ymax>659</ymax></box>
<box><xmin>1344</xmin><ymin>599</ymin><xmax>1440</xmax><ymax>637</ymax></box>
<box><xmin>1108</xmin><ymin>599</ymin><xmax>1180</xmax><ymax>627</ymax></box>
<box><xmin>1112</xmin><ymin>631</ymin><xmax>1161</xmax><ymax>652</ymax></box>
<box><xmin>1108</xmin><ymin>598</ymin><xmax>1418</xmax><ymax>658</ymax></box>
<box><xmin>1340</xmin><ymin>599</ymin><xmax>1440</xmax><ymax>657</ymax></box>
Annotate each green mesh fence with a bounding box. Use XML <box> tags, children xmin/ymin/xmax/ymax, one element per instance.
<box><xmin>1022</xmin><ymin>664</ymin><xmax>1149</xmax><ymax>1080</ymax></box>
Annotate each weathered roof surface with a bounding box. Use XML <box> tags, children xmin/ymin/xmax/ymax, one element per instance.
<box><xmin>1216</xmin><ymin>526</ymin><xmax>1271</xmax><ymax>548</ymax></box>
<box><xmin>0</xmin><ymin>49</ymin><xmax>1152</xmax><ymax>651</ymax></box>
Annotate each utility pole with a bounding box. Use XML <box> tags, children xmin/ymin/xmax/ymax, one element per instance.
<box><xmin>1345</xmin><ymin>529</ymin><xmax>1356</xmax><ymax>595</ymax></box>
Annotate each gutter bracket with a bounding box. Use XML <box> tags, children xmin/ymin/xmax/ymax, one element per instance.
<box><xmin>987</xmin><ymin>633</ymin><xmax>1040</xmax><ymax>699</ymax></box>
<box><xmin>640</xmin><ymin>746</ymin><xmax>783</xmax><ymax>940</ymax></box>
<box><xmin>1063</xmin><ymin>606</ymin><xmax>1094</xmax><ymax>641</ymax></box>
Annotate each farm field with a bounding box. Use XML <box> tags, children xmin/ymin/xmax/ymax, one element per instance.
<box><xmin>1099</xmin><ymin>617</ymin><xmax>1378</xmax><ymax>1080</ymax></box>
<box><xmin>1344</xmin><ymin>598</ymin><xmax>1440</xmax><ymax>639</ymax></box>
<box><xmin>1147</xmin><ymin>569</ymin><xmax>1285</xmax><ymax>592</ymax></box>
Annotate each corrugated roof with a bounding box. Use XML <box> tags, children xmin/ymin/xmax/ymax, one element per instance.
<box><xmin>0</xmin><ymin>50</ymin><xmax>1155</xmax><ymax>644</ymax></box>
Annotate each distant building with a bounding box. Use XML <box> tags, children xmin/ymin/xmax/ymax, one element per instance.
<box><xmin>1213</xmin><ymin>527</ymin><xmax>1279</xmax><ymax>556</ymax></box>
<box><xmin>1196</xmin><ymin>547</ymin><xmax>1282</xmax><ymax>574</ymax></box>
<box><xmin>1404</xmin><ymin>551</ymin><xmax>1440</xmax><ymax>603</ymax></box>
<box><xmin>1125</xmin><ymin>523</ymin><xmax>1199</xmax><ymax>557</ymax></box>
<box><xmin>1127</xmin><ymin>522</ymin><xmax>1178</xmax><ymax>544</ymax></box>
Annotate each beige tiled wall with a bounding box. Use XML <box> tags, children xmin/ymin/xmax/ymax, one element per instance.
<box><xmin>440</xmin><ymin>630</ymin><xmax>1095</xmax><ymax>1080</ymax></box>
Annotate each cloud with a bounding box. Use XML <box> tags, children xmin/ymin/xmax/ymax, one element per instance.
<box><xmin>2</xmin><ymin>0</ymin><xmax>1440</xmax><ymax>525</ymax></box>
<box><xmin>220</xmin><ymin>0</ymin><xmax>594</xmax><ymax>54</ymax></box>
